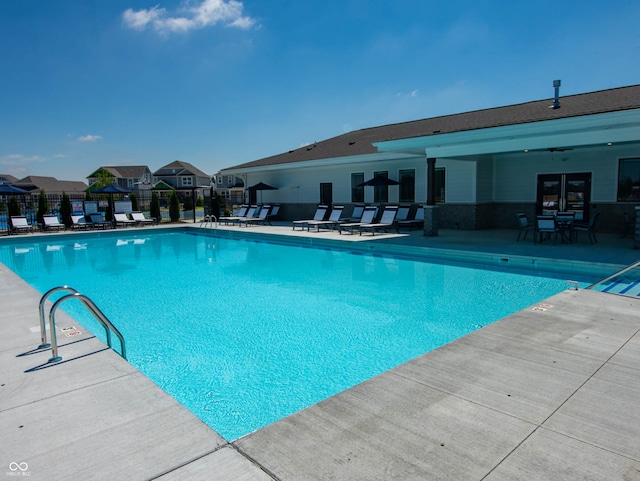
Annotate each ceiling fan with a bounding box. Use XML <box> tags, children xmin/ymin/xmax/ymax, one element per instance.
<box><xmin>547</xmin><ymin>147</ymin><xmax>573</xmax><ymax>152</ymax></box>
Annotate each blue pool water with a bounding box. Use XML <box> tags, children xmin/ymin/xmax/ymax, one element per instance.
<box><xmin>0</xmin><ymin>230</ymin><xmax>594</xmax><ymax>440</ymax></box>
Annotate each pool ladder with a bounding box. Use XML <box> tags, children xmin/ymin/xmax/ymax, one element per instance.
<box><xmin>38</xmin><ymin>286</ymin><xmax>126</xmax><ymax>363</ymax></box>
<box><xmin>200</xmin><ymin>214</ymin><xmax>218</xmax><ymax>229</ymax></box>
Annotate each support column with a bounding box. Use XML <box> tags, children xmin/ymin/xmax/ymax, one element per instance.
<box><xmin>635</xmin><ymin>206</ymin><xmax>640</xmax><ymax>250</ymax></box>
<box><xmin>426</xmin><ymin>157</ymin><xmax>436</xmax><ymax>206</ymax></box>
<box><xmin>424</xmin><ymin>156</ymin><xmax>439</xmax><ymax>236</ymax></box>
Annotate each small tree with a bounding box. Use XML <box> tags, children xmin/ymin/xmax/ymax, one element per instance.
<box><xmin>169</xmin><ymin>190</ymin><xmax>180</xmax><ymax>222</ymax></box>
<box><xmin>59</xmin><ymin>192</ymin><xmax>73</xmax><ymax>227</ymax></box>
<box><xmin>36</xmin><ymin>190</ymin><xmax>49</xmax><ymax>225</ymax></box>
<box><xmin>129</xmin><ymin>192</ymin><xmax>139</xmax><ymax>211</ymax></box>
<box><xmin>150</xmin><ymin>191</ymin><xmax>161</xmax><ymax>223</ymax></box>
<box><xmin>8</xmin><ymin>196</ymin><xmax>21</xmax><ymax>217</ymax></box>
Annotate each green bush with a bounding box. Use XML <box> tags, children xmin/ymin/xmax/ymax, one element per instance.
<box><xmin>36</xmin><ymin>190</ymin><xmax>49</xmax><ymax>225</ymax></box>
<box><xmin>8</xmin><ymin>196</ymin><xmax>21</xmax><ymax>217</ymax></box>
<box><xmin>169</xmin><ymin>191</ymin><xmax>180</xmax><ymax>222</ymax></box>
<box><xmin>129</xmin><ymin>192</ymin><xmax>139</xmax><ymax>211</ymax></box>
<box><xmin>150</xmin><ymin>191</ymin><xmax>161</xmax><ymax>223</ymax></box>
<box><xmin>59</xmin><ymin>192</ymin><xmax>72</xmax><ymax>227</ymax></box>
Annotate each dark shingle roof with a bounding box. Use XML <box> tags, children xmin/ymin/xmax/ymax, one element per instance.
<box><xmin>154</xmin><ymin>160</ymin><xmax>210</xmax><ymax>178</ymax></box>
<box><xmin>227</xmin><ymin>84</ymin><xmax>640</xmax><ymax>170</ymax></box>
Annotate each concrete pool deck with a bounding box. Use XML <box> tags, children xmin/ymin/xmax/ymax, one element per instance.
<box><xmin>1</xmin><ymin>225</ymin><xmax>639</xmax><ymax>480</ymax></box>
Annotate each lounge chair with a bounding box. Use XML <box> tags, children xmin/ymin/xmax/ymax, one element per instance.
<box><xmin>396</xmin><ymin>207</ymin><xmax>424</xmax><ymax>231</ymax></box>
<box><xmin>306</xmin><ymin>205</ymin><xmax>345</xmax><ymax>232</ymax></box>
<box><xmin>266</xmin><ymin>204</ymin><xmax>280</xmax><ymax>224</ymax></box>
<box><xmin>88</xmin><ymin>213</ymin><xmax>111</xmax><ymax>229</ymax></box>
<box><xmin>131</xmin><ymin>211</ymin><xmax>155</xmax><ymax>226</ymax></box>
<box><xmin>114</xmin><ymin>212</ymin><xmax>135</xmax><ymax>228</ymax></box>
<box><xmin>239</xmin><ymin>205</ymin><xmax>271</xmax><ymax>227</ymax></box>
<box><xmin>515</xmin><ymin>213</ymin><xmax>535</xmax><ymax>241</ymax></box>
<box><xmin>230</xmin><ymin>205</ymin><xmax>260</xmax><ymax>226</ymax></box>
<box><xmin>220</xmin><ymin>205</ymin><xmax>249</xmax><ymax>225</ymax></box>
<box><xmin>359</xmin><ymin>206</ymin><xmax>399</xmax><ymax>236</ymax></box>
<box><xmin>573</xmin><ymin>212</ymin><xmax>599</xmax><ymax>244</ymax></box>
<box><xmin>42</xmin><ymin>214</ymin><xmax>65</xmax><ymax>231</ymax></box>
<box><xmin>70</xmin><ymin>214</ymin><xmax>90</xmax><ymax>230</ymax></box>
<box><xmin>338</xmin><ymin>206</ymin><xmax>377</xmax><ymax>235</ymax></box>
<box><xmin>292</xmin><ymin>205</ymin><xmax>328</xmax><ymax>231</ymax></box>
<box><xmin>343</xmin><ymin>204</ymin><xmax>365</xmax><ymax>223</ymax></box>
<box><xmin>10</xmin><ymin>216</ymin><xmax>34</xmax><ymax>234</ymax></box>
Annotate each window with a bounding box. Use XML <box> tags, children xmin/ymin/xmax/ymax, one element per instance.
<box><xmin>618</xmin><ymin>158</ymin><xmax>640</xmax><ymax>201</ymax></box>
<box><xmin>217</xmin><ymin>176</ymin><xmax>222</xmax><ymax>184</ymax></box>
<box><xmin>399</xmin><ymin>169</ymin><xmax>415</xmax><ymax>203</ymax></box>
<box><xmin>351</xmin><ymin>173</ymin><xmax>364</xmax><ymax>202</ymax></box>
<box><xmin>434</xmin><ymin>168</ymin><xmax>445</xmax><ymax>203</ymax></box>
<box><xmin>182</xmin><ymin>177</ymin><xmax>193</xmax><ymax>187</ymax></box>
<box><xmin>227</xmin><ymin>176</ymin><xmax>233</xmax><ymax>184</ymax></box>
<box><xmin>373</xmin><ymin>171</ymin><xmax>388</xmax><ymax>203</ymax></box>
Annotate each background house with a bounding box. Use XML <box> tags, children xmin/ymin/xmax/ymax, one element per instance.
<box><xmin>213</xmin><ymin>172</ymin><xmax>245</xmax><ymax>204</ymax></box>
<box><xmin>87</xmin><ymin>166</ymin><xmax>153</xmax><ymax>194</ymax></box>
<box><xmin>219</xmin><ymin>84</ymin><xmax>640</xmax><ymax>234</ymax></box>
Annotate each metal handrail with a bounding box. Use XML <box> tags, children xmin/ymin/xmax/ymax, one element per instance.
<box><xmin>587</xmin><ymin>260</ymin><xmax>640</xmax><ymax>290</ymax></box>
<box><xmin>38</xmin><ymin>286</ymin><xmax>80</xmax><ymax>349</ymax></box>
<box><xmin>200</xmin><ymin>214</ymin><xmax>218</xmax><ymax>228</ymax></box>
<box><xmin>47</xmin><ymin>292</ymin><xmax>126</xmax><ymax>363</ymax></box>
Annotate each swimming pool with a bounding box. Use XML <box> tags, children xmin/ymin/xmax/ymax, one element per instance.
<box><xmin>0</xmin><ymin>230</ymin><xmax>597</xmax><ymax>440</ymax></box>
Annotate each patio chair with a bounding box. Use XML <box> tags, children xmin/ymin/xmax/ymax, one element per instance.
<box><xmin>114</xmin><ymin>212</ymin><xmax>135</xmax><ymax>228</ymax></box>
<box><xmin>555</xmin><ymin>212</ymin><xmax>575</xmax><ymax>244</ymax></box>
<box><xmin>515</xmin><ymin>213</ymin><xmax>535</xmax><ymax>241</ymax></box>
<box><xmin>573</xmin><ymin>212</ymin><xmax>599</xmax><ymax>244</ymax></box>
<box><xmin>88</xmin><ymin>213</ymin><xmax>112</xmax><ymax>229</ymax></box>
<box><xmin>339</xmin><ymin>206</ymin><xmax>377</xmax><ymax>235</ymax></box>
<box><xmin>306</xmin><ymin>205</ymin><xmax>345</xmax><ymax>232</ymax></box>
<box><xmin>292</xmin><ymin>205</ymin><xmax>328</xmax><ymax>231</ymax></box>
<box><xmin>391</xmin><ymin>206</ymin><xmax>410</xmax><ymax>232</ymax></box>
<box><xmin>239</xmin><ymin>205</ymin><xmax>271</xmax><ymax>227</ymax></box>
<box><xmin>42</xmin><ymin>214</ymin><xmax>65</xmax><ymax>231</ymax></box>
<box><xmin>70</xmin><ymin>214</ymin><xmax>90</xmax><ymax>230</ymax></box>
<box><xmin>535</xmin><ymin>215</ymin><xmax>558</xmax><ymax>244</ymax></box>
<box><xmin>396</xmin><ymin>207</ymin><xmax>424</xmax><ymax>232</ymax></box>
<box><xmin>9</xmin><ymin>216</ymin><xmax>34</xmax><ymax>234</ymax></box>
<box><xmin>131</xmin><ymin>211</ymin><xmax>155</xmax><ymax>226</ymax></box>
<box><xmin>359</xmin><ymin>205</ymin><xmax>399</xmax><ymax>236</ymax></box>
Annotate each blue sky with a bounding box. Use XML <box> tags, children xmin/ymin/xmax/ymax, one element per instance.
<box><xmin>1</xmin><ymin>0</ymin><xmax>639</xmax><ymax>183</ymax></box>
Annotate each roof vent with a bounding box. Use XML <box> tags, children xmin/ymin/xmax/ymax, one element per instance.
<box><xmin>550</xmin><ymin>79</ymin><xmax>561</xmax><ymax>109</ymax></box>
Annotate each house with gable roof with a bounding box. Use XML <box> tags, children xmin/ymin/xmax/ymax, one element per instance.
<box><xmin>220</xmin><ymin>83</ymin><xmax>640</xmax><ymax>234</ymax></box>
<box><xmin>87</xmin><ymin>165</ymin><xmax>153</xmax><ymax>193</ymax></box>
<box><xmin>153</xmin><ymin>160</ymin><xmax>211</xmax><ymax>190</ymax></box>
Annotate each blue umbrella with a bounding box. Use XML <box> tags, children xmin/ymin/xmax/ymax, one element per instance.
<box><xmin>0</xmin><ymin>183</ymin><xmax>31</xmax><ymax>195</ymax></box>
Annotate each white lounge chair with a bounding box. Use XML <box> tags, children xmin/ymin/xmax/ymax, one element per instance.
<box><xmin>220</xmin><ymin>205</ymin><xmax>249</xmax><ymax>225</ymax></box>
<box><xmin>114</xmin><ymin>212</ymin><xmax>135</xmax><ymax>228</ymax></box>
<box><xmin>10</xmin><ymin>216</ymin><xmax>34</xmax><ymax>234</ymax></box>
<box><xmin>359</xmin><ymin>206</ymin><xmax>399</xmax><ymax>236</ymax></box>
<box><xmin>70</xmin><ymin>214</ymin><xmax>90</xmax><ymax>230</ymax></box>
<box><xmin>131</xmin><ymin>211</ymin><xmax>155</xmax><ymax>226</ymax></box>
<box><xmin>42</xmin><ymin>214</ymin><xmax>65</xmax><ymax>231</ymax></box>
<box><xmin>396</xmin><ymin>207</ymin><xmax>424</xmax><ymax>231</ymax></box>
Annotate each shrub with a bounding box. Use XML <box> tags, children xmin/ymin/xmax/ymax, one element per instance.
<box><xmin>8</xmin><ymin>196</ymin><xmax>21</xmax><ymax>217</ymax></box>
<box><xmin>150</xmin><ymin>191</ymin><xmax>161</xmax><ymax>223</ymax></box>
<box><xmin>36</xmin><ymin>190</ymin><xmax>49</xmax><ymax>225</ymax></box>
<box><xmin>59</xmin><ymin>192</ymin><xmax>73</xmax><ymax>227</ymax></box>
<box><xmin>169</xmin><ymin>191</ymin><xmax>180</xmax><ymax>222</ymax></box>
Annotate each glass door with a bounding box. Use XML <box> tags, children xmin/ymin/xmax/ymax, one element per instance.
<box><xmin>537</xmin><ymin>173</ymin><xmax>591</xmax><ymax>221</ymax></box>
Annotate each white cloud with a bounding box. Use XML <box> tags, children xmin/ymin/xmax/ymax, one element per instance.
<box><xmin>77</xmin><ymin>135</ymin><xmax>102</xmax><ymax>142</ymax></box>
<box><xmin>0</xmin><ymin>153</ymin><xmax>45</xmax><ymax>166</ymax></box>
<box><xmin>123</xmin><ymin>0</ymin><xmax>256</xmax><ymax>34</ymax></box>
